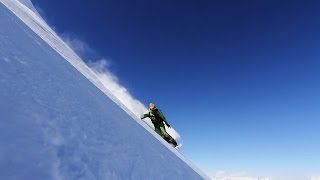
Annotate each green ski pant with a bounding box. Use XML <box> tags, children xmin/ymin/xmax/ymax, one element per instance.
<box><xmin>154</xmin><ymin>122</ymin><xmax>177</xmax><ymax>146</ymax></box>
<box><xmin>154</xmin><ymin>122</ymin><xmax>172</xmax><ymax>140</ymax></box>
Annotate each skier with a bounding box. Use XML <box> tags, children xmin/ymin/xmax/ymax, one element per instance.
<box><xmin>141</xmin><ymin>103</ymin><xmax>178</xmax><ymax>147</ymax></box>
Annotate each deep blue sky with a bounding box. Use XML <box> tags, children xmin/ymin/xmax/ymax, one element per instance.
<box><xmin>32</xmin><ymin>0</ymin><xmax>320</xmax><ymax>178</ymax></box>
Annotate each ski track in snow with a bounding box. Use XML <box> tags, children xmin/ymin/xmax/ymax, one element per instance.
<box><xmin>0</xmin><ymin>0</ymin><xmax>210</xmax><ymax>179</ymax></box>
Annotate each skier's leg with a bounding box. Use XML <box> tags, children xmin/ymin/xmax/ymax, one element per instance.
<box><xmin>154</xmin><ymin>124</ymin><xmax>164</xmax><ymax>138</ymax></box>
<box><xmin>159</xmin><ymin>125</ymin><xmax>169</xmax><ymax>138</ymax></box>
<box><xmin>160</xmin><ymin>125</ymin><xmax>177</xmax><ymax>146</ymax></box>
<box><xmin>154</xmin><ymin>127</ymin><xmax>162</xmax><ymax>136</ymax></box>
<box><xmin>170</xmin><ymin>138</ymin><xmax>178</xmax><ymax>146</ymax></box>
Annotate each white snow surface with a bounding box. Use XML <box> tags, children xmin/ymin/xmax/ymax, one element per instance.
<box><xmin>3</xmin><ymin>0</ymin><xmax>182</xmax><ymax>145</ymax></box>
<box><xmin>0</xmin><ymin>0</ymin><xmax>209</xmax><ymax>179</ymax></box>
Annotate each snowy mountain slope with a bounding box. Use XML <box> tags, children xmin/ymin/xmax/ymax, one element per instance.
<box><xmin>0</xmin><ymin>0</ymin><xmax>184</xmax><ymax>146</ymax></box>
<box><xmin>0</xmin><ymin>0</ymin><xmax>209</xmax><ymax>179</ymax></box>
<box><xmin>1</xmin><ymin>0</ymin><xmax>182</xmax><ymax>145</ymax></box>
<box><xmin>3</xmin><ymin>0</ymin><xmax>187</xmax><ymax>153</ymax></box>
<box><xmin>17</xmin><ymin>0</ymin><xmax>37</xmax><ymax>14</ymax></box>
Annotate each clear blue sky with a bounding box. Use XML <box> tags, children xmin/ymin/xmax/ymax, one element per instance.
<box><xmin>32</xmin><ymin>0</ymin><xmax>320</xmax><ymax>178</ymax></box>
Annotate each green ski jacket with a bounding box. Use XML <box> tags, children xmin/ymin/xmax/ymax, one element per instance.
<box><xmin>142</xmin><ymin>108</ymin><xmax>169</xmax><ymax>125</ymax></box>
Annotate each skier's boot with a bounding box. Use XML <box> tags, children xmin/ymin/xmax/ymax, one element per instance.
<box><xmin>167</xmin><ymin>136</ymin><xmax>177</xmax><ymax>147</ymax></box>
<box><xmin>171</xmin><ymin>139</ymin><xmax>178</xmax><ymax>147</ymax></box>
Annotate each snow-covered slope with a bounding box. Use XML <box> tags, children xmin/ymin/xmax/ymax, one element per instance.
<box><xmin>0</xmin><ymin>0</ymin><xmax>209</xmax><ymax>179</ymax></box>
<box><xmin>17</xmin><ymin>0</ymin><xmax>40</xmax><ymax>17</ymax></box>
<box><xmin>1</xmin><ymin>0</ymin><xmax>182</xmax><ymax>146</ymax></box>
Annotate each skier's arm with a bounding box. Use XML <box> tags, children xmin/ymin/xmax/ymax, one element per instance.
<box><xmin>141</xmin><ymin>112</ymin><xmax>149</xmax><ymax>119</ymax></box>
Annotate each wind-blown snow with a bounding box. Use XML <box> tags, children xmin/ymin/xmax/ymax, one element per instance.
<box><xmin>87</xmin><ymin>60</ymin><xmax>181</xmax><ymax>145</ymax></box>
<box><xmin>0</xmin><ymin>0</ymin><xmax>208</xmax><ymax>179</ymax></box>
<box><xmin>16</xmin><ymin>0</ymin><xmax>41</xmax><ymax>19</ymax></box>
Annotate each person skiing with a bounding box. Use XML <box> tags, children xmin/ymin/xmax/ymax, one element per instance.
<box><xmin>141</xmin><ymin>103</ymin><xmax>178</xmax><ymax>147</ymax></box>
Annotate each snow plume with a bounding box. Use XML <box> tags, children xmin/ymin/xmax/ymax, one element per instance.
<box><xmin>60</xmin><ymin>34</ymin><xmax>96</xmax><ymax>59</ymax></box>
<box><xmin>17</xmin><ymin>0</ymin><xmax>38</xmax><ymax>14</ymax></box>
<box><xmin>58</xmin><ymin>32</ymin><xmax>147</xmax><ymax>118</ymax></box>
<box><xmin>87</xmin><ymin>59</ymin><xmax>147</xmax><ymax>118</ymax></box>
<box><xmin>211</xmin><ymin>170</ymin><xmax>270</xmax><ymax>180</ymax></box>
<box><xmin>55</xmin><ymin>30</ymin><xmax>146</xmax><ymax>118</ymax></box>
<box><xmin>63</xmin><ymin>36</ymin><xmax>181</xmax><ymax>145</ymax></box>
